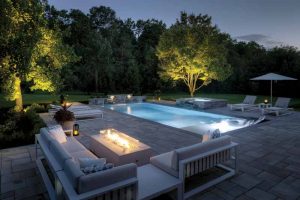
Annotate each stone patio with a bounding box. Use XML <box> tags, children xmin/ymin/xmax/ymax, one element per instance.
<box><xmin>1</xmin><ymin>103</ymin><xmax>300</xmax><ymax>200</ymax></box>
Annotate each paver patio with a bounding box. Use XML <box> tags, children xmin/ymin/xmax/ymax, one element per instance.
<box><xmin>1</xmin><ymin>103</ymin><xmax>300</xmax><ymax>200</ymax></box>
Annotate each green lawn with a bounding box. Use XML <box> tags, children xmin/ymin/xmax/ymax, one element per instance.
<box><xmin>0</xmin><ymin>93</ymin><xmax>101</xmax><ymax>109</ymax></box>
<box><xmin>1</xmin><ymin>92</ymin><xmax>300</xmax><ymax>111</ymax></box>
<box><xmin>155</xmin><ymin>92</ymin><xmax>300</xmax><ymax>111</ymax></box>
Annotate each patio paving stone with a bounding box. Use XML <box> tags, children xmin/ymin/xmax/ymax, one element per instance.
<box><xmin>269</xmin><ymin>182</ymin><xmax>299</xmax><ymax>199</ymax></box>
<box><xmin>1</xmin><ymin>103</ymin><xmax>300</xmax><ymax>199</ymax></box>
<box><xmin>231</xmin><ymin>173</ymin><xmax>262</xmax><ymax>189</ymax></box>
<box><xmin>245</xmin><ymin>188</ymin><xmax>276</xmax><ymax>200</ymax></box>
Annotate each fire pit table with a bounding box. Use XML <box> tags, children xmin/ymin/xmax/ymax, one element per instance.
<box><xmin>90</xmin><ymin>129</ymin><xmax>152</xmax><ymax>166</ymax></box>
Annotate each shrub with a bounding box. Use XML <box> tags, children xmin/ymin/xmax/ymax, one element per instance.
<box><xmin>53</xmin><ymin>109</ymin><xmax>75</xmax><ymax>123</ymax></box>
<box><xmin>25</xmin><ymin>103</ymin><xmax>50</xmax><ymax>113</ymax></box>
<box><xmin>0</xmin><ymin>108</ymin><xmax>45</xmax><ymax>149</ymax></box>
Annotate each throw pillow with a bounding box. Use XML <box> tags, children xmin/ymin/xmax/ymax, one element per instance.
<box><xmin>103</xmin><ymin>163</ymin><xmax>114</xmax><ymax>170</ymax></box>
<box><xmin>78</xmin><ymin>157</ymin><xmax>106</xmax><ymax>168</ymax></box>
<box><xmin>211</xmin><ymin>129</ymin><xmax>221</xmax><ymax>139</ymax></box>
<box><xmin>48</xmin><ymin>125</ymin><xmax>67</xmax><ymax>143</ymax></box>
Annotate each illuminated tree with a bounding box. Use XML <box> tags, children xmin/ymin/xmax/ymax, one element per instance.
<box><xmin>0</xmin><ymin>0</ymin><xmax>77</xmax><ymax>111</ymax></box>
<box><xmin>156</xmin><ymin>12</ymin><xmax>232</xmax><ymax>96</ymax></box>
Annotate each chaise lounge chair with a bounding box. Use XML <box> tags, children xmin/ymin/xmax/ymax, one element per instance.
<box><xmin>73</xmin><ymin>109</ymin><xmax>103</xmax><ymax>119</ymax></box>
<box><xmin>262</xmin><ymin>97</ymin><xmax>293</xmax><ymax>116</ymax></box>
<box><xmin>49</xmin><ymin>104</ymin><xmax>104</xmax><ymax>119</ymax></box>
<box><xmin>230</xmin><ymin>95</ymin><xmax>257</xmax><ymax>112</ymax></box>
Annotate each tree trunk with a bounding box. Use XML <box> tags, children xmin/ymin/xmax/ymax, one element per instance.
<box><xmin>190</xmin><ymin>90</ymin><xmax>194</xmax><ymax>97</ymax></box>
<box><xmin>189</xmin><ymin>83</ymin><xmax>195</xmax><ymax>97</ymax></box>
<box><xmin>95</xmin><ymin>68</ymin><xmax>98</xmax><ymax>93</ymax></box>
<box><xmin>14</xmin><ymin>76</ymin><xmax>23</xmax><ymax>112</ymax></box>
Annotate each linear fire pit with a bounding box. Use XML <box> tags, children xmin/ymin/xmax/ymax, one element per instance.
<box><xmin>90</xmin><ymin>128</ymin><xmax>152</xmax><ymax>166</ymax></box>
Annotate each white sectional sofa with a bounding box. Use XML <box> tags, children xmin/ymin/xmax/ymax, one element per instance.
<box><xmin>36</xmin><ymin>127</ymin><xmax>138</xmax><ymax>200</ymax></box>
<box><xmin>36</xmin><ymin>126</ymin><xmax>238</xmax><ymax>200</ymax></box>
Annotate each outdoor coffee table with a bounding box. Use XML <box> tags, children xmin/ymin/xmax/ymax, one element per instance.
<box><xmin>90</xmin><ymin>129</ymin><xmax>152</xmax><ymax>166</ymax></box>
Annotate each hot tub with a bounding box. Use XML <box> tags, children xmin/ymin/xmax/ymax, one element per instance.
<box><xmin>176</xmin><ymin>98</ymin><xmax>228</xmax><ymax>109</ymax></box>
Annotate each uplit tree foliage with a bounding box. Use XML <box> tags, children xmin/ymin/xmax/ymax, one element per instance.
<box><xmin>0</xmin><ymin>0</ymin><xmax>77</xmax><ymax>111</ymax></box>
<box><xmin>157</xmin><ymin>12</ymin><xmax>232</xmax><ymax>96</ymax></box>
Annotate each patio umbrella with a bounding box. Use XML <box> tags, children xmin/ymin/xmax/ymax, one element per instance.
<box><xmin>250</xmin><ymin>73</ymin><xmax>297</xmax><ymax>104</ymax></box>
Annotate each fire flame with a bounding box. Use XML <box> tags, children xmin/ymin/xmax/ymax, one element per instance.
<box><xmin>104</xmin><ymin>130</ymin><xmax>130</xmax><ymax>149</ymax></box>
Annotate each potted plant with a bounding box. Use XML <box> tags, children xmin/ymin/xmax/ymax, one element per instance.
<box><xmin>53</xmin><ymin>103</ymin><xmax>75</xmax><ymax>130</ymax></box>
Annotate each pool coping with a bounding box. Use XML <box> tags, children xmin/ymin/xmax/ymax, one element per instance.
<box><xmin>101</xmin><ymin>102</ymin><xmax>271</xmax><ymax>138</ymax></box>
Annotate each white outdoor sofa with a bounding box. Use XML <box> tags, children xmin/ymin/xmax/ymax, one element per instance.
<box><xmin>36</xmin><ymin>126</ymin><xmax>238</xmax><ymax>200</ymax></box>
<box><xmin>150</xmin><ymin>135</ymin><xmax>238</xmax><ymax>200</ymax></box>
<box><xmin>36</xmin><ymin>127</ymin><xmax>138</xmax><ymax>200</ymax></box>
<box><xmin>230</xmin><ymin>95</ymin><xmax>257</xmax><ymax>112</ymax></box>
<box><xmin>262</xmin><ymin>97</ymin><xmax>293</xmax><ymax>116</ymax></box>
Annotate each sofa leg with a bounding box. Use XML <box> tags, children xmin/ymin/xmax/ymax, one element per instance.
<box><xmin>177</xmin><ymin>184</ymin><xmax>184</xmax><ymax>200</ymax></box>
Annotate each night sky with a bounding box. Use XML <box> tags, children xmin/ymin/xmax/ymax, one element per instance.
<box><xmin>48</xmin><ymin>0</ymin><xmax>300</xmax><ymax>49</ymax></box>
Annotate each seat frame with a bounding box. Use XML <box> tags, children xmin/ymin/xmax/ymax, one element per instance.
<box><xmin>178</xmin><ymin>142</ymin><xmax>239</xmax><ymax>200</ymax></box>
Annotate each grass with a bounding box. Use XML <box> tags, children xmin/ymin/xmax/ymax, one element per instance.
<box><xmin>1</xmin><ymin>92</ymin><xmax>300</xmax><ymax>111</ymax></box>
<box><xmin>0</xmin><ymin>93</ymin><xmax>102</xmax><ymax>109</ymax></box>
<box><xmin>155</xmin><ymin>92</ymin><xmax>300</xmax><ymax>111</ymax></box>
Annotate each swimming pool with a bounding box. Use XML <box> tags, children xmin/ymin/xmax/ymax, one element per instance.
<box><xmin>105</xmin><ymin>103</ymin><xmax>253</xmax><ymax>135</ymax></box>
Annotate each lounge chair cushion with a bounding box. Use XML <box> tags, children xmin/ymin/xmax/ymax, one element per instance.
<box><xmin>232</xmin><ymin>103</ymin><xmax>253</xmax><ymax>107</ymax></box>
<box><xmin>274</xmin><ymin>97</ymin><xmax>290</xmax><ymax>108</ymax></box>
<box><xmin>61</xmin><ymin>137</ymin><xmax>86</xmax><ymax>153</ymax></box>
<box><xmin>48</xmin><ymin>125</ymin><xmax>67</xmax><ymax>143</ymax></box>
<box><xmin>267</xmin><ymin>107</ymin><xmax>285</xmax><ymax>111</ymax></box>
<box><xmin>150</xmin><ymin>151</ymin><xmax>178</xmax><ymax>177</ymax></box>
<box><xmin>243</xmin><ymin>95</ymin><xmax>256</xmax><ymax>104</ymax></box>
<box><xmin>173</xmin><ymin>136</ymin><xmax>231</xmax><ymax>170</ymax></box>
<box><xmin>64</xmin><ymin>159</ymin><xmax>84</xmax><ymax>190</ymax></box>
<box><xmin>73</xmin><ymin>110</ymin><xmax>103</xmax><ymax>118</ymax></box>
<box><xmin>49</xmin><ymin>140</ymin><xmax>72</xmax><ymax>167</ymax></box>
<box><xmin>78</xmin><ymin>163</ymin><xmax>137</xmax><ymax>193</ymax></box>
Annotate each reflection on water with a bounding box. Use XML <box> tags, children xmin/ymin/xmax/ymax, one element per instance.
<box><xmin>105</xmin><ymin>103</ymin><xmax>262</xmax><ymax>134</ymax></box>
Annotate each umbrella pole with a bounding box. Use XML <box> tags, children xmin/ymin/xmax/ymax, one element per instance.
<box><xmin>270</xmin><ymin>80</ymin><xmax>273</xmax><ymax>105</ymax></box>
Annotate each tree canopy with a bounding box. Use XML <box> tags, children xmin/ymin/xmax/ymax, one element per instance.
<box><xmin>1</xmin><ymin>1</ymin><xmax>300</xmax><ymax>103</ymax></box>
<box><xmin>0</xmin><ymin>0</ymin><xmax>77</xmax><ymax>111</ymax></box>
<box><xmin>156</xmin><ymin>12</ymin><xmax>232</xmax><ymax>96</ymax></box>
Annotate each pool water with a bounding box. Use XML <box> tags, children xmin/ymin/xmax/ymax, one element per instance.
<box><xmin>105</xmin><ymin>103</ymin><xmax>252</xmax><ymax>135</ymax></box>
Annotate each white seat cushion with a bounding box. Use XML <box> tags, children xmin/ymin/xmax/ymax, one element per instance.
<box><xmin>70</xmin><ymin>150</ymin><xmax>97</xmax><ymax>161</ymax></box>
<box><xmin>48</xmin><ymin>125</ymin><xmax>67</xmax><ymax>143</ymax></box>
<box><xmin>61</xmin><ymin>138</ymin><xmax>86</xmax><ymax>153</ymax></box>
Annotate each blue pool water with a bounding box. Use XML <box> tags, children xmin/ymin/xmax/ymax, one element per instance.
<box><xmin>105</xmin><ymin>103</ymin><xmax>252</xmax><ymax>134</ymax></box>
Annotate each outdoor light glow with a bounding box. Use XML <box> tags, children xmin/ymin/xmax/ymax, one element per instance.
<box><xmin>127</xmin><ymin>106</ymin><xmax>132</xmax><ymax>114</ymax></box>
<box><xmin>211</xmin><ymin>121</ymin><xmax>233</xmax><ymax>133</ymax></box>
<box><xmin>264</xmin><ymin>99</ymin><xmax>268</xmax><ymax>104</ymax></box>
<box><xmin>211</xmin><ymin>119</ymin><xmax>250</xmax><ymax>133</ymax></box>
<box><xmin>127</xmin><ymin>94</ymin><xmax>132</xmax><ymax>99</ymax></box>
